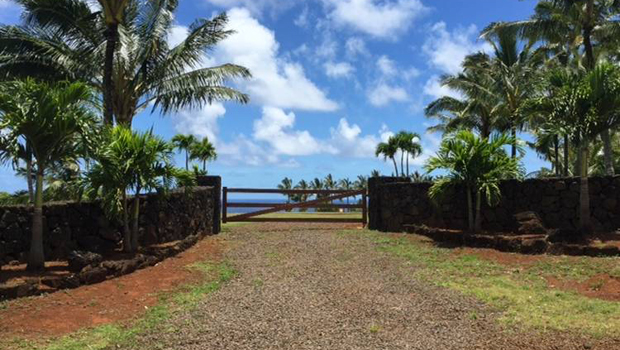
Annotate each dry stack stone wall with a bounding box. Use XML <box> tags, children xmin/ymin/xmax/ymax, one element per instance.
<box><xmin>0</xmin><ymin>186</ymin><xmax>216</xmax><ymax>264</ymax></box>
<box><xmin>369</xmin><ymin>176</ymin><xmax>620</xmax><ymax>233</ymax></box>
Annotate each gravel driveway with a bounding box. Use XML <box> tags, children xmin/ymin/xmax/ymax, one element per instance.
<box><xmin>122</xmin><ymin>223</ymin><xmax>617</xmax><ymax>350</ymax></box>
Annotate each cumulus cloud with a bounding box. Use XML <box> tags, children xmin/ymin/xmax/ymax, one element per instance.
<box><xmin>422</xmin><ymin>21</ymin><xmax>491</xmax><ymax>75</ymax></box>
<box><xmin>324</xmin><ymin>61</ymin><xmax>355</xmax><ymax>79</ymax></box>
<box><xmin>169</xmin><ymin>8</ymin><xmax>338</xmax><ymax>112</ymax></box>
<box><xmin>323</xmin><ymin>0</ymin><xmax>427</xmax><ymax>40</ymax></box>
<box><xmin>253</xmin><ymin>107</ymin><xmax>329</xmax><ymax>156</ymax></box>
<box><xmin>173</xmin><ymin>103</ymin><xmax>226</xmax><ymax>143</ymax></box>
<box><xmin>216</xmin><ymin>8</ymin><xmax>339</xmax><ymax>111</ymax></box>
<box><xmin>345</xmin><ymin>37</ymin><xmax>368</xmax><ymax>58</ymax></box>
<box><xmin>368</xmin><ymin>83</ymin><xmax>409</xmax><ymax>107</ymax></box>
<box><xmin>377</xmin><ymin>55</ymin><xmax>397</xmax><ymax>77</ymax></box>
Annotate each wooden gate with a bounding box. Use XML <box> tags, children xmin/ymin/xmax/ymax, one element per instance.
<box><xmin>223</xmin><ymin>187</ymin><xmax>367</xmax><ymax>225</ymax></box>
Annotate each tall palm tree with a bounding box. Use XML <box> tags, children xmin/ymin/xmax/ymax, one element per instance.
<box><xmin>425</xmin><ymin>68</ymin><xmax>504</xmax><ymax>139</ymax></box>
<box><xmin>171</xmin><ymin>134</ymin><xmax>196</xmax><ymax>170</ymax></box>
<box><xmin>398</xmin><ymin>131</ymin><xmax>423</xmax><ymax>177</ymax></box>
<box><xmin>494</xmin><ymin>0</ymin><xmax>620</xmax><ymax>173</ymax></box>
<box><xmin>370</xmin><ymin>169</ymin><xmax>381</xmax><ymax>178</ymax></box>
<box><xmin>426</xmin><ymin>131</ymin><xmax>523</xmax><ymax>232</ymax></box>
<box><xmin>375</xmin><ymin>137</ymin><xmax>399</xmax><ymax>176</ymax></box>
<box><xmin>294</xmin><ymin>179</ymin><xmax>310</xmax><ymax>211</ymax></box>
<box><xmin>339</xmin><ymin>177</ymin><xmax>353</xmax><ymax>210</ymax></box>
<box><xmin>0</xmin><ymin>1</ymin><xmax>251</xmax><ymax>126</ymax></box>
<box><xmin>470</xmin><ymin>25</ymin><xmax>542</xmax><ymax>157</ymax></box>
<box><xmin>190</xmin><ymin>137</ymin><xmax>217</xmax><ymax>172</ymax></box>
<box><xmin>0</xmin><ymin>80</ymin><xmax>98</xmax><ymax>270</ymax></box>
<box><xmin>98</xmin><ymin>0</ymin><xmax>131</xmax><ymax>125</ymax></box>
<box><xmin>354</xmin><ymin>175</ymin><xmax>367</xmax><ymax>191</ymax></box>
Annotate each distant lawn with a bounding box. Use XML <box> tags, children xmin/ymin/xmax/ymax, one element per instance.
<box><xmin>346</xmin><ymin>229</ymin><xmax>620</xmax><ymax>338</ymax></box>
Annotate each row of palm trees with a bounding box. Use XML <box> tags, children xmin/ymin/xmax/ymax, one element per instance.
<box><xmin>375</xmin><ymin>131</ymin><xmax>422</xmax><ymax>177</ymax></box>
<box><xmin>277</xmin><ymin>174</ymin><xmax>370</xmax><ymax>211</ymax></box>
<box><xmin>0</xmin><ymin>1</ymin><xmax>251</xmax><ymax>270</ymax></box>
<box><xmin>422</xmin><ymin>0</ymin><xmax>620</xmax><ymax>234</ymax></box>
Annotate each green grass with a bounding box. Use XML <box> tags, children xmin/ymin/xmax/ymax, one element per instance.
<box><xmin>345</xmin><ymin>229</ymin><xmax>620</xmax><ymax>338</ymax></box>
<box><xmin>4</xmin><ymin>262</ymin><xmax>236</xmax><ymax>350</ymax></box>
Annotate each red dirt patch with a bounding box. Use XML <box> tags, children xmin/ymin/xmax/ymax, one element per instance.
<box><xmin>0</xmin><ymin>236</ymin><xmax>224</xmax><ymax>340</ymax></box>
<box><xmin>546</xmin><ymin>274</ymin><xmax>620</xmax><ymax>302</ymax></box>
<box><xmin>453</xmin><ymin>247</ymin><xmax>544</xmax><ymax>267</ymax></box>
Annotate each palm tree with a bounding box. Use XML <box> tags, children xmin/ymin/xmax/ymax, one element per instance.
<box><xmin>98</xmin><ymin>0</ymin><xmax>131</xmax><ymax>125</ymax></box>
<box><xmin>171</xmin><ymin>134</ymin><xmax>196</xmax><ymax>170</ymax></box>
<box><xmin>494</xmin><ymin>0</ymin><xmax>620</xmax><ymax>173</ymax></box>
<box><xmin>470</xmin><ymin>25</ymin><xmax>542</xmax><ymax>158</ymax></box>
<box><xmin>86</xmin><ymin>126</ymin><xmax>180</xmax><ymax>253</ymax></box>
<box><xmin>0</xmin><ymin>1</ymin><xmax>251</xmax><ymax>126</ymax></box>
<box><xmin>354</xmin><ymin>175</ymin><xmax>367</xmax><ymax>190</ymax></box>
<box><xmin>375</xmin><ymin>137</ymin><xmax>399</xmax><ymax>176</ymax></box>
<box><xmin>0</xmin><ymin>80</ymin><xmax>98</xmax><ymax>270</ymax></box>
<box><xmin>339</xmin><ymin>178</ymin><xmax>353</xmax><ymax>210</ymax></box>
<box><xmin>294</xmin><ymin>179</ymin><xmax>310</xmax><ymax>211</ymax></box>
<box><xmin>190</xmin><ymin>137</ymin><xmax>217</xmax><ymax>172</ymax></box>
<box><xmin>397</xmin><ymin>131</ymin><xmax>423</xmax><ymax>177</ymax></box>
<box><xmin>370</xmin><ymin>169</ymin><xmax>381</xmax><ymax>178</ymax></box>
<box><xmin>425</xmin><ymin>131</ymin><xmax>523</xmax><ymax>233</ymax></box>
<box><xmin>277</xmin><ymin>177</ymin><xmax>294</xmax><ymax>210</ymax></box>
<box><xmin>426</xmin><ymin>68</ymin><xmax>504</xmax><ymax>139</ymax></box>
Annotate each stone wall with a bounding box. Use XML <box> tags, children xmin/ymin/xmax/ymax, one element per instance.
<box><xmin>0</xmin><ymin>186</ymin><xmax>217</xmax><ymax>264</ymax></box>
<box><xmin>369</xmin><ymin>176</ymin><xmax>620</xmax><ymax>233</ymax></box>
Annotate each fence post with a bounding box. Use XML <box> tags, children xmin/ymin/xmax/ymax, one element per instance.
<box><xmin>362</xmin><ymin>192</ymin><xmax>368</xmax><ymax>227</ymax></box>
<box><xmin>222</xmin><ymin>187</ymin><xmax>228</xmax><ymax>224</ymax></box>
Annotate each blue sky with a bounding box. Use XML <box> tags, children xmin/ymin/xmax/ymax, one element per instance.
<box><xmin>0</xmin><ymin>0</ymin><xmax>548</xmax><ymax>191</ymax></box>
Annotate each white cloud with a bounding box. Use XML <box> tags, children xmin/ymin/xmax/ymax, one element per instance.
<box><xmin>174</xmin><ymin>103</ymin><xmax>226</xmax><ymax>143</ymax></box>
<box><xmin>323</xmin><ymin>0</ymin><xmax>427</xmax><ymax>40</ymax></box>
<box><xmin>170</xmin><ymin>8</ymin><xmax>338</xmax><ymax>112</ymax></box>
<box><xmin>423</xmin><ymin>75</ymin><xmax>462</xmax><ymax>100</ymax></box>
<box><xmin>294</xmin><ymin>6</ymin><xmax>310</xmax><ymax>28</ymax></box>
<box><xmin>324</xmin><ymin>61</ymin><xmax>355</xmax><ymax>79</ymax></box>
<box><xmin>345</xmin><ymin>37</ymin><xmax>368</xmax><ymax>57</ymax></box>
<box><xmin>368</xmin><ymin>83</ymin><xmax>409</xmax><ymax>107</ymax></box>
<box><xmin>377</xmin><ymin>55</ymin><xmax>397</xmax><ymax>77</ymax></box>
<box><xmin>215</xmin><ymin>8</ymin><xmax>339</xmax><ymax>111</ymax></box>
<box><xmin>167</xmin><ymin>25</ymin><xmax>189</xmax><ymax>48</ymax></box>
<box><xmin>253</xmin><ymin>107</ymin><xmax>328</xmax><ymax>156</ymax></box>
<box><xmin>422</xmin><ymin>21</ymin><xmax>491</xmax><ymax>75</ymax></box>
<box><xmin>329</xmin><ymin>119</ymin><xmax>383</xmax><ymax>158</ymax></box>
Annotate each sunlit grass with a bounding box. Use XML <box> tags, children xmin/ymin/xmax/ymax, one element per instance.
<box><xmin>345</xmin><ymin>229</ymin><xmax>620</xmax><ymax>338</ymax></box>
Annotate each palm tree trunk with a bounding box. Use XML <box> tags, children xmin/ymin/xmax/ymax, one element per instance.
<box><xmin>26</xmin><ymin>159</ymin><xmax>34</xmax><ymax>203</ymax></box>
<box><xmin>579</xmin><ymin>142</ymin><xmax>591</xmax><ymax>233</ymax></box>
<box><xmin>474</xmin><ymin>190</ymin><xmax>482</xmax><ymax>233</ymax></box>
<box><xmin>601</xmin><ymin>128</ymin><xmax>615</xmax><ymax>176</ymax></box>
<box><xmin>203</xmin><ymin>159</ymin><xmax>206</xmax><ymax>172</ymax></box>
<box><xmin>185</xmin><ymin>150</ymin><xmax>189</xmax><ymax>170</ymax></box>
<box><xmin>466</xmin><ymin>184</ymin><xmax>474</xmax><ymax>232</ymax></box>
<box><xmin>122</xmin><ymin>193</ymin><xmax>132</xmax><ymax>253</ymax></box>
<box><xmin>564</xmin><ymin>134</ymin><xmax>569</xmax><ymax>177</ymax></box>
<box><xmin>554</xmin><ymin>134</ymin><xmax>560</xmax><ymax>177</ymax></box>
<box><xmin>103</xmin><ymin>23</ymin><xmax>118</xmax><ymax>125</ymax></box>
<box><xmin>575</xmin><ymin>135</ymin><xmax>582</xmax><ymax>176</ymax></box>
<box><xmin>511</xmin><ymin>127</ymin><xmax>517</xmax><ymax>158</ymax></box>
<box><xmin>27</xmin><ymin>168</ymin><xmax>45</xmax><ymax>271</ymax></box>
<box><xmin>131</xmin><ymin>192</ymin><xmax>140</xmax><ymax>253</ymax></box>
<box><xmin>400</xmin><ymin>150</ymin><xmax>404</xmax><ymax>177</ymax></box>
<box><xmin>406</xmin><ymin>151</ymin><xmax>410</xmax><ymax>177</ymax></box>
<box><xmin>392</xmin><ymin>157</ymin><xmax>399</xmax><ymax>177</ymax></box>
<box><xmin>583</xmin><ymin>0</ymin><xmax>595</xmax><ymax>71</ymax></box>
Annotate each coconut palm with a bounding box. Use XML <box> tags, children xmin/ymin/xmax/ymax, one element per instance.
<box><xmin>86</xmin><ymin>126</ymin><xmax>181</xmax><ymax>253</ymax></box>
<box><xmin>469</xmin><ymin>25</ymin><xmax>543</xmax><ymax>158</ymax></box>
<box><xmin>375</xmin><ymin>137</ymin><xmax>399</xmax><ymax>176</ymax></box>
<box><xmin>425</xmin><ymin>131</ymin><xmax>523</xmax><ymax>233</ymax></box>
<box><xmin>354</xmin><ymin>175</ymin><xmax>367</xmax><ymax>191</ymax></box>
<box><xmin>0</xmin><ymin>79</ymin><xmax>98</xmax><ymax>270</ymax></box>
<box><xmin>493</xmin><ymin>0</ymin><xmax>620</xmax><ymax>173</ymax></box>
<box><xmin>171</xmin><ymin>134</ymin><xmax>196</xmax><ymax>170</ymax></box>
<box><xmin>277</xmin><ymin>177</ymin><xmax>294</xmax><ymax>209</ymax></box>
<box><xmin>425</xmin><ymin>68</ymin><xmax>504</xmax><ymax>139</ymax></box>
<box><xmin>339</xmin><ymin>178</ymin><xmax>353</xmax><ymax>210</ymax></box>
<box><xmin>294</xmin><ymin>179</ymin><xmax>310</xmax><ymax>211</ymax></box>
<box><xmin>396</xmin><ymin>131</ymin><xmax>423</xmax><ymax>177</ymax></box>
<box><xmin>370</xmin><ymin>170</ymin><xmax>381</xmax><ymax>178</ymax></box>
<box><xmin>0</xmin><ymin>1</ymin><xmax>251</xmax><ymax>126</ymax></box>
<box><xmin>190</xmin><ymin>137</ymin><xmax>217</xmax><ymax>172</ymax></box>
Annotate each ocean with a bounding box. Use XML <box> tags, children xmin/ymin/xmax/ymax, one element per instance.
<box><xmin>226</xmin><ymin>198</ymin><xmax>358</xmax><ymax>214</ymax></box>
